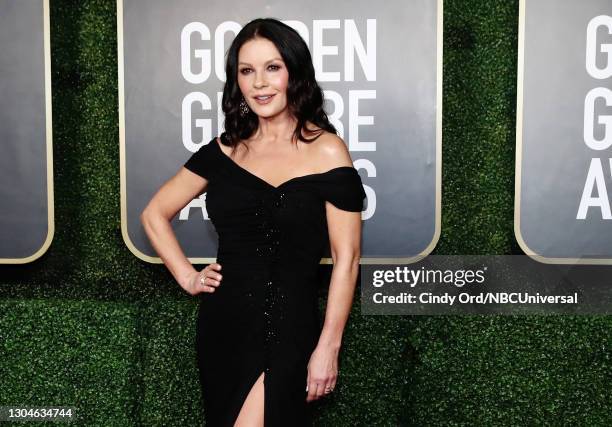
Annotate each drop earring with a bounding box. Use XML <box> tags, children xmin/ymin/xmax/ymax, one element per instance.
<box><xmin>239</xmin><ymin>97</ymin><xmax>250</xmax><ymax>116</ymax></box>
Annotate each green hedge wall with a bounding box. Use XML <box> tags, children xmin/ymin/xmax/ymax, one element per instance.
<box><xmin>0</xmin><ymin>1</ymin><xmax>610</xmax><ymax>425</ymax></box>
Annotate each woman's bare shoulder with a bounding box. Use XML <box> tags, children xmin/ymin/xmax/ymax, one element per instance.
<box><xmin>310</xmin><ymin>131</ymin><xmax>354</xmax><ymax>171</ymax></box>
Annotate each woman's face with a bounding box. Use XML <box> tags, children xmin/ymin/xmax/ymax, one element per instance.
<box><xmin>237</xmin><ymin>37</ymin><xmax>290</xmax><ymax>119</ymax></box>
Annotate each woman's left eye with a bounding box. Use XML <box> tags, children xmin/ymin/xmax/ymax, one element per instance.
<box><xmin>268</xmin><ymin>64</ymin><xmax>280</xmax><ymax>71</ymax></box>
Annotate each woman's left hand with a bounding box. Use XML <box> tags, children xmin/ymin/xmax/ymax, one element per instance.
<box><xmin>305</xmin><ymin>343</ymin><xmax>339</xmax><ymax>402</ymax></box>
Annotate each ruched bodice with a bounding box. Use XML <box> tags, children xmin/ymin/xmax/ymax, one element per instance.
<box><xmin>183</xmin><ymin>135</ymin><xmax>366</xmax><ymax>426</ymax></box>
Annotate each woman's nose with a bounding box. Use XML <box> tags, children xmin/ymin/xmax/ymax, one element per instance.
<box><xmin>254</xmin><ymin>72</ymin><xmax>267</xmax><ymax>88</ymax></box>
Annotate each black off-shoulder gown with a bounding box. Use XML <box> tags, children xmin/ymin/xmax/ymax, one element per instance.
<box><xmin>183</xmin><ymin>135</ymin><xmax>366</xmax><ymax>426</ymax></box>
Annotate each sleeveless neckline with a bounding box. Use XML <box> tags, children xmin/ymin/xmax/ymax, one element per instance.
<box><xmin>211</xmin><ymin>137</ymin><xmax>356</xmax><ymax>190</ymax></box>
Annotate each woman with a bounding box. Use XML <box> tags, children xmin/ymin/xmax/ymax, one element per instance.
<box><xmin>141</xmin><ymin>18</ymin><xmax>366</xmax><ymax>426</ymax></box>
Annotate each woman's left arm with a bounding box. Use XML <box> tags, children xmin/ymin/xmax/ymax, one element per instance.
<box><xmin>306</xmin><ymin>203</ymin><xmax>362</xmax><ymax>402</ymax></box>
<box><xmin>319</xmin><ymin>204</ymin><xmax>362</xmax><ymax>348</ymax></box>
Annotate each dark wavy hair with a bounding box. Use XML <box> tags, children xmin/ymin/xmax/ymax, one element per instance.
<box><xmin>220</xmin><ymin>18</ymin><xmax>336</xmax><ymax>149</ymax></box>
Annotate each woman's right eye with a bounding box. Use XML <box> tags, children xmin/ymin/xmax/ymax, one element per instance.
<box><xmin>239</xmin><ymin>68</ymin><xmax>252</xmax><ymax>74</ymax></box>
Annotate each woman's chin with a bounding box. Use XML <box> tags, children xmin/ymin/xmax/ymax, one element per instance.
<box><xmin>253</xmin><ymin>106</ymin><xmax>290</xmax><ymax>120</ymax></box>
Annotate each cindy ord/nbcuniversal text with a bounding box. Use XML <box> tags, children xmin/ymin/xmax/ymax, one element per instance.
<box><xmin>372</xmin><ymin>292</ymin><xmax>579</xmax><ymax>305</ymax></box>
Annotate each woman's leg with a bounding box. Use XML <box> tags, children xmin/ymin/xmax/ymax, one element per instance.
<box><xmin>233</xmin><ymin>372</ymin><xmax>265</xmax><ymax>427</ymax></box>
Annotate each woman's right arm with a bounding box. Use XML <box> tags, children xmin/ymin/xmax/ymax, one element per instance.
<box><xmin>140</xmin><ymin>167</ymin><xmax>222</xmax><ymax>296</ymax></box>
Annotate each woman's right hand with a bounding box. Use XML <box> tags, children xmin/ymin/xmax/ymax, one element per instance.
<box><xmin>185</xmin><ymin>263</ymin><xmax>223</xmax><ymax>296</ymax></box>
